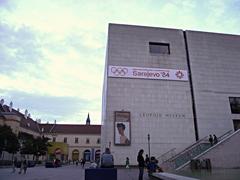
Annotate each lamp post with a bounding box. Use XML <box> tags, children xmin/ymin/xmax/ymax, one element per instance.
<box><xmin>147</xmin><ymin>134</ymin><xmax>150</xmax><ymax>158</ymax></box>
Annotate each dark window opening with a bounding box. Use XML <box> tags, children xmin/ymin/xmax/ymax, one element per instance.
<box><xmin>75</xmin><ymin>137</ymin><xmax>78</xmax><ymax>143</ymax></box>
<box><xmin>64</xmin><ymin>137</ymin><xmax>67</xmax><ymax>143</ymax></box>
<box><xmin>149</xmin><ymin>42</ymin><xmax>170</xmax><ymax>54</ymax></box>
<box><xmin>229</xmin><ymin>97</ymin><xmax>240</xmax><ymax>114</ymax></box>
<box><xmin>233</xmin><ymin>119</ymin><xmax>240</xmax><ymax>131</ymax></box>
<box><xmin>97</xmin><ymin>138</ymin><xmax>100</xmax><ymax>144</ymax></box>
<box><xmin>86</xmin><ymin>138</ymin><xmax>90</xmax><ymax>144</ymax></box>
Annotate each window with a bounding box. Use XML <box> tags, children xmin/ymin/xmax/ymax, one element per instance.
<box><xmin>75</xmin><ymin>137</ymin><xmax>78</xmax><ymax>144</ymax></box>
<box><xmin>64</xmin><ymin>137</ymin><xmax>67</xmax><ymax>143</ymax></box>
<box><xmin>233</xmin><ymin>120</ymin><xmax>240</xmax><ymax>131</ymax></box>
<box><xmin>86</xmin><ymin>138</ymin><xmax>90</xmax><ymax>144</ymax></box>
<box><xmin>97</xmin><ymin>138</ymin><xmax>101</xmax><ymax>144</ymax></box>
<box><xmin>53</xmin><ymin>137</ymin><xmax>56</xmax><ymax>142</ymax></box>
<box><xmin>229</xmin><ymin>97</ymin><xmax>240</xmax><ymax>114</ymax></box>
<box><xmin>149</xmin><ymin>42</ymin><xmax>170</xmax><ymax>54</ymax></box>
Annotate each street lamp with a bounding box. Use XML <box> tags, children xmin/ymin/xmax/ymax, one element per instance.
<box><xmin>147</xmin><ymin>134</ymin><xmax>150</xmax><ymax>158</ymax></box>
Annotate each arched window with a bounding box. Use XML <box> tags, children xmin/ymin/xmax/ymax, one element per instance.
<box><xmin>72</xmin><ymin>149</ymin><xmax>79</xmax><ymax>161</ymax></box>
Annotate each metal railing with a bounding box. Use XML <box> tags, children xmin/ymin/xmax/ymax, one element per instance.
<box><xmin>160</xmin><ymin>129</ymin><xmax>234</xmax><ymax>170</ymax></box>
<box><xmin>157</xmin><ymin>148</ymin><xmax>176</xmax><ymax>164</ymax></box>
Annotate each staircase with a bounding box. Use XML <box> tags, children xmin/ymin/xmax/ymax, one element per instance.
<box><xmin>158</xmin><ymin>130</ymin><xmax>234</xmax><ymax>171</ymax></box>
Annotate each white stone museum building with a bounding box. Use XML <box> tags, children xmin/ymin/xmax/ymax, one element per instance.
<box><xmin>101</xmin><ymin>24</ymin><xmax>240</xmax><ymax>165</ymax></box>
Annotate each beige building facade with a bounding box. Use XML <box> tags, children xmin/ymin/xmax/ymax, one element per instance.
<box><xmin>0</xmin><ymin>101</ymin><xmax>101</xmax><ymax>162</ymax></box>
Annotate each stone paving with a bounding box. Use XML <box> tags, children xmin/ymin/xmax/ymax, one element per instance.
<box><xmin>0</xmin><ymin>164</ymin><xmax>150</xmax><ymax>180</ymax></box>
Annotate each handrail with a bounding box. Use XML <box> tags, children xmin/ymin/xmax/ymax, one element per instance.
<box><xmin>218</xmin><ymin>130</ymin><xmax>233</xmax><ymax>141</ymax></box>
<box><xmin>176</xmin><ymin>129</ymin><xmax>238</xmax><ymax>171</ymax></box>
<box><xmin>164</xmin><ymin>136</ymin><xmax>208</xmax><ymax>162</ymax></box>
<box><xmin>161</xmin><ymin>129</ymin><xmax>234</xmax><ymax>170</ymax></box>
<box><xmin>157</xmin><ymin>148</ymin><xmax>176</xmax><ymax>160</ymax></box>
<box><xmin>157</xmin><ymin>148</ymin><xmax>176</xmax><ymax>163</ymax></box>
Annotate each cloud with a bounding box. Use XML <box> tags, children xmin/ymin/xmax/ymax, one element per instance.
<box><xmin>0</xmin><ymin>90</ymin><xmax>101</xmax><ymax>124</ymax></box>
<box><xmin>1</xmin><ymin>0</ymin><xmax>240</xmax><ymax>125</ymax></box>
<box><xmin>0</xmin><ymin>23</ymin><xmax>43</xmax><ymax>74</ymax></box>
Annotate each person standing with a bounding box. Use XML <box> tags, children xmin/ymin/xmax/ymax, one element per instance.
<box><xmin>209</xmin><ymin>135</ymin><xmax>213</xmax><ymax>146</ymax></box>
<box><xmin>213</xmin><ymin>134</ymin><xmax>218</xmax><ymax>144</ymax></box>
<box><xmin>137</xmin><ymin>149</ymin><xmax>145</xmax><ymax>180</ymax></box>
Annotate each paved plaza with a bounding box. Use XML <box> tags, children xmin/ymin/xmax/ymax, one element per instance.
<box><xmin>0</xmin><ymin>164</ymin><xmax>150</xmax><ymax>180</ymax></box>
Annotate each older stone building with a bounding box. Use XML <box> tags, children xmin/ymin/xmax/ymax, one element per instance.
<box><xmin>0</xmin><ymin>100</ymin><xmax>101</xmax><ymax>162</ymax></box>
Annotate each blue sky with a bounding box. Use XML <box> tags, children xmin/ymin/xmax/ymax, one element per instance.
<box><xmin>0</xmin><ymin>0</ymin><xmax>240</xmax><ymax>124</ymax></box>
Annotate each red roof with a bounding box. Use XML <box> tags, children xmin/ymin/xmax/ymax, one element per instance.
<box><xmin>40</xmin><ymin>124</ymin><xmax>101</xmax><ymax>134</ymax></box>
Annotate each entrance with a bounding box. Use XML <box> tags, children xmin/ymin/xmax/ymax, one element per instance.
<box><xmin>83</xmin><ymin>150</ymin><xmax>91</xmax><ymax>161</ymax></box>
<box><xmin>233</xmin><ymin>119</ymin><xmax>240</xmax><ymax>131</ymax></box>
<box><xmin>72</xmin><ymin>149</ymin><xmax>79</xmax><ymax>161</ymax></box>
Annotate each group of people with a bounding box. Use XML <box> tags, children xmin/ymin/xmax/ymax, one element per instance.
<box><xmin>208</xmin><ymin>134</ymin><xmax>218</xmax><ymax>146</ymax></box>
<box><xmin>98</xmin><ymin>148</ymin><xmax>163</xmax><ymax>180</ymax></box>
<box><xmin>137</xmin><ymin>149</ymin><xmax>163</xmax><ymax>180</ymax></box>
<box><xmin>75</xmin><ymin>158</ymin><xmax>86</xmax><ymax>168</ymax></box>
<box><xmin>12</xmin><ymin>157</ymin><xmax>28</xmax><ymax>174</ymax></box>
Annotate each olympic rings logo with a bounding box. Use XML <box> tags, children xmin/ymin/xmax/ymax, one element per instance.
<box><xmin>111</xmin><ymin>67</ymin><xmax>128</xmax><ymax>76</ymax></box>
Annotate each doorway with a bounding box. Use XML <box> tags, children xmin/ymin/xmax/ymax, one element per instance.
<box><xmin>83</xmin><ymin>149</ymin><xmax>91</xmax><ymax>161</ymax></box>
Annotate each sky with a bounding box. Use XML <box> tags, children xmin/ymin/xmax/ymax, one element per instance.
<box><xmin>0</xmin><ymin>0</ymin><xmax>240</xmax><ymax>125</ymax></box>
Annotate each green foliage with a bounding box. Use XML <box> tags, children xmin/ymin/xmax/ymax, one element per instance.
<box><xmin>0</xmin><ymin>126</ymin><xmax>51</xmax><ymax>158</ymax></box>
<box><xmin>18</xmin><ymin>132</ymin><xmax>51</xmax><ymax>157</ymax></box>
<box><xmin>33</xmin><ymin>136</ymin><xmax>51</xmax><ymax>157</ymax></box>
<box><xmin>18</xmin><ymin>132</ymin><xmax>34</xmax><ymax>154</ymax></box>
<box><xmin>0</xmin><ymin>125</ymin><xmax>20</xmax><ymax>154</ymax></box>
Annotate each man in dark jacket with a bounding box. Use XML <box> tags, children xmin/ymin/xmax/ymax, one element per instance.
<box><xmin>137</xmin><ymin>149</ymin><xmax>145</xmax><ymax>180</ymax></box>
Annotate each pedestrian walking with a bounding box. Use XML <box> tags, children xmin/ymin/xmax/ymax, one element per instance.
<box><xmin>23</xmin><ymin>159</ymin><xmax>28</xmax><ymax>174</ymax></box>
<box><xmin>208</xmin><ymin>135</ymin><xmax>213</xmax><ymax>146</ymax></box>
<box><xmin>81</xmin><ymin>158</ymin><xmax>86</xmax><ymax>168</ymax></box>
<box><xmin>18</xmin><ymin>159</ymin><xmax>23</xmax><ymax>174</ymax></box>
<box><xmin>125</xmin><ymin>157</ymin><xmax>130</xmax><ymax>168</ymax></box>
<box><xmin>12</xmin><ymin>157</ymin><xmax>17</xmax><ymax>173</ymax></box>
<box><xmin>137</xmin><ymin>149</ymin><xmax>145</xmax><ymax>180</ymax></box>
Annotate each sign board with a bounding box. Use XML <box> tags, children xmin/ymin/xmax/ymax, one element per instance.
<box><xmin>108</xmin><ymin>65</ymin><xmax>188</xmax><ymax>81</ymax></box>
<box><xmin>114</xmin><ymin>111</ymin><xmax>131</xmax><ymax>146</ymax></box>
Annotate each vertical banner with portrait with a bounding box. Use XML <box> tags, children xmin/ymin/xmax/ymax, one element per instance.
<box><xmin>114</xmin><ymin>111</ymin><xmax>131</xmax><ymax>146</ymax></box>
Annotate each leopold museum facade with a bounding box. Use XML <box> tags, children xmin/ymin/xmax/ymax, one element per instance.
<box><xmin>101</xmin><ymin>24</ymin><xmax>240</xmax><ymax>165</ymax></box>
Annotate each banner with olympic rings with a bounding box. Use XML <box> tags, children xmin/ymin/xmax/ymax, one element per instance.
<box><xmin>108</xmin><ymin>65</ymin><xmax>188</xmax><ymax>81</ymax></box>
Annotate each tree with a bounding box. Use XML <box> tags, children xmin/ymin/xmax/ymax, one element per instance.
<box><xmin>0</xmin><ymin>125</ymin><xmax>20</xmax><ymax>158</ymax></box>
<box><xmin>33</xmin><ymin>136</ymin><xmax>51</xmax><ymax>161</ymax></box>
<box><xmin>18</xmin><ymin>132</ymin><xmax>34</xmax><ymax>155</ymax></box>
<box><xmin>18</xmin><ymin>132</ymin><xmax>51</xmax><ymax>161</ymax></box>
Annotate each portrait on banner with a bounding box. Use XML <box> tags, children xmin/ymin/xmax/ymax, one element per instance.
<box><xmin>114</xmin><ymin>111</ymin><xmax>131</xmax><ymax>146</ymax></box>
